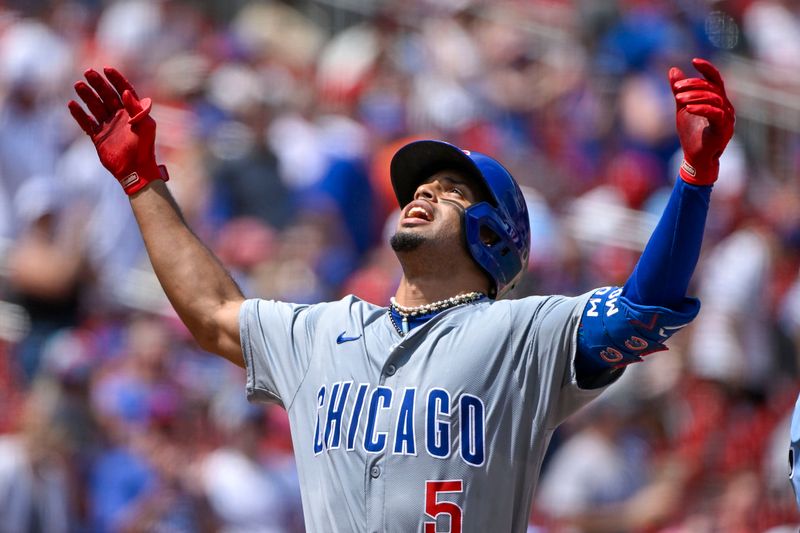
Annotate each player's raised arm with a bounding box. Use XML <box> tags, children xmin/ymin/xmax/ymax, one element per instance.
<box><xmin>574</xmin><ymin>58</ymin><xmax>736</xmax><ymax>383</ymax></box>
<box><xmin>68</xmin><ymin>68</ymin><xmax>245</xmax><ymax>366</ymax></box>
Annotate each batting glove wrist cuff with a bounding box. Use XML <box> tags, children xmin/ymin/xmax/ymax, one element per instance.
<box><xmin>679</xmin><ymin>158</ymin><xmax>718</xmax><ymax>186</ymax></box>
<box><xmin>119</xmin><ymin>163</ymin><xmax>169</xmax><ymax>195</ymax></box>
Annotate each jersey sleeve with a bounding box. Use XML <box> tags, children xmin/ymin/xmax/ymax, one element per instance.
<box><xmin>575</xmin><ymin>286</ymin><xmax>700</xmax><ymax>377</ymax></box>
<box><xmin>518</xmin><ymin>292</ymin><xmax>619</xmax><ymax>430</ymax></box>
<box><xmin>239</xmin><ymin>298</ymin><xmax>316</xmax><ymax>407</ymax></box>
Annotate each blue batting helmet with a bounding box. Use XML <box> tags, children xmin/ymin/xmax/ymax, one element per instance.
<box><xmin>390</xmin><ymin>140</ymin><xmax>531</xmax><ymax>298</ymax></box>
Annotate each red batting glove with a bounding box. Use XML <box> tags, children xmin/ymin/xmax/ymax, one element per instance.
<box><xmin>669</xmin><ymin>58</ymin><xmax>735</xmax><ymax>186</ymax></box>
<box><xmin>68</xmin><ymin>67</ymin><xmax>168</xmax><ymax>195</ymax></box>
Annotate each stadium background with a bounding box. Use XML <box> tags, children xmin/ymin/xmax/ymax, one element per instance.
<box><xmin>0</xmin><ymin>0</ymin><xmax>799</xmax><ymax>530</ymax></box>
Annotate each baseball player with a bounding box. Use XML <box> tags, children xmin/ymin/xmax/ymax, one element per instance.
<box><xmin>68</xmin><ymin>58</ymin><xmax>734</xmax><ymax>532</ymax></box>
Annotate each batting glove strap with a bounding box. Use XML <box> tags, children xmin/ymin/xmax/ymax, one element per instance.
<box><xmin>679</xmin><ymin>157</ymin><xmax>720</xmax><ymax>186</ymax></box>
<box><xmin>120</xmin><ymin>164</ymin><xmax>169</xmax><ymax>195</ymax></box>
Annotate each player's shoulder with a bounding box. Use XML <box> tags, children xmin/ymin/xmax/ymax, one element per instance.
<box><xmin>245</xmin><ymin>295</ymin><xmax>384</xmax><ymax>319</ymax></box>
<box><xmin>299</xmin><ymin>294</ymin><xmax>387</xmax><ymax>325</ymax></box>
<box><xmin>476</xmin><ymin>292</ymin><xmax>594</xmax><ymax>334</ymax></box>
<box><xmin>493</xmin><ymin>292</ymin><xmax>591</xmax><ymax>317</ymax></box>
<box><xmin>241</xmin><ymin>295</ymin><xmax>388</xmax><ymax>341</ymax></box>
<box><xmin>322</xmin><ymin>294</ymin><xmax>384</xmax><ymax>312</ymax></box>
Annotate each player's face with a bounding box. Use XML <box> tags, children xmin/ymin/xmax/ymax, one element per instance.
<box><xmin>391</xmin><ymin>169</ymin><xmax>485</xmax><ymax>253</ymax></box>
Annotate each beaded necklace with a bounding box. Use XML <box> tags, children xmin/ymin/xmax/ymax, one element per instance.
<box><xmin>387</xmin><ymin>291</ymin><xmax>485</xmax><ymax>336</ymax></box>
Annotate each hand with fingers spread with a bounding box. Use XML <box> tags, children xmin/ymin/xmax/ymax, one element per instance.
<box><xmin>68</xmin><ymin>67</ymin><xmax>168</xmax><ymax>195</ymax></box>
<box><xmin>669</xmin><ymin>58</ymin><xmax>735</xmax><ymax>186</ymax></box>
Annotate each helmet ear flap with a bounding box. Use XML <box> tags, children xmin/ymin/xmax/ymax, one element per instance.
<box><xmin>453</xmin><ymin>205</ymin><xmax>495</xmax><ymax>296</ymax></box>
<box><xmin>464</xmin><ymin>202</ymin><xmax>527</xmax><ymax>299</ymax></box>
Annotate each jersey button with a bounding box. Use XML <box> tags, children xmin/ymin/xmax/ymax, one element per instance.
<box><xmin>370</xmin><ymin>465</ymin><xmax>381</xmax><ymax>478</ymax></box>
<box><xmin>385</xmin><ymin>364</ymin><xmax>396</xmax><ymax>376</ymax></box>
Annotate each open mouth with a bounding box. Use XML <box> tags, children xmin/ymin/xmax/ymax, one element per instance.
<box><xmin>402</xmin><ymin>201</ymin><xmax>434</xmax><ymax>224</ymax></box>
<box><xmin>406</xmin><ymin>206</ymin><xmax>431</xmax><ymax>221</ymax></box>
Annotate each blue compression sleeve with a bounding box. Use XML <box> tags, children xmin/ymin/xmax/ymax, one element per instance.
<box><xmin>622</xmin><ymin>178</ymin><xmax>711</xmax><ymax>307</ymax></box>
<box><xmin>575</xmin><ymin>178</ymin><xmax>710</xmax><ymax>386</ymax></box>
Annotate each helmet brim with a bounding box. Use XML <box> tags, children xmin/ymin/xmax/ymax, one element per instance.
<box><xmin>390</xmin><ymin>140</ymin><xmax>494</xmax><ymax>208</ymax></box>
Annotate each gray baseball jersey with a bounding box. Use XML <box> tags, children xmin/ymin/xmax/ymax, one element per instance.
<box><xmin>239</xmin><ymin>292</ymin><xmax>611</xmax><ymax>532</ymax></box>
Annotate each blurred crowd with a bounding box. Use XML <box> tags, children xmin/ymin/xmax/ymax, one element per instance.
<box><xmin>1</xmin><ymin>0</ymin><xmax>800</xmax><ymax>531</ymax></box>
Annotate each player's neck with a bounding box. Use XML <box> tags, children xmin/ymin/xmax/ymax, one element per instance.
<box><xmin>393</xmin><ymin>244</ymin><xmax>489</xmax><ymax>306</ymax></box>
<box><xmin>394</xmin><ymin>275</ymin><xmax>488</xmax><ymax>307</ymax></box>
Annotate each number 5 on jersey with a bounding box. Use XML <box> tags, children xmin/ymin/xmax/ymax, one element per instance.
<box><xmin>424</xmin><ymin>480</ymin><xmax>463</xmax><ymax>533</ymax></box>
